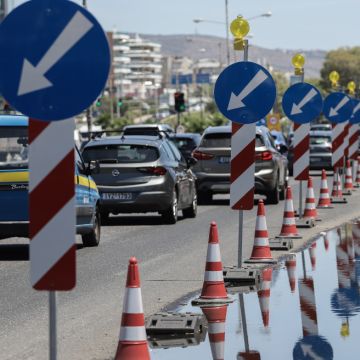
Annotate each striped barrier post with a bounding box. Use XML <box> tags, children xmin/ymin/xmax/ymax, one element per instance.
<box><xmin>332</xmin><ymin>122</ymin><xmax>346</xmax><ymax>171</ymax></box>
<box><xmin>348</xmin><ymin>124</ymin><xmax>358</xmax><ymax>160</ymax></box>
<box><xmin>293</xmin><ymin>123</ymin><xmax>310</xmax><ymax>218</ymax></box>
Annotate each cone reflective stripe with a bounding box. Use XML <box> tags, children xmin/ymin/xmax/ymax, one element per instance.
<box><xmin>202</xmin><ymin>305</ymin><xmax>227</xmax><ymax>360</ymax></box>
<box><xmin>248</xmin><ymin>200</ymin><xmax>273</xmax><ymax>262</ymax></box>
<box><xmin>299</xmin><ymin>277</ymin><xmax>318</xmax><ymax>337</ymax></box>
<box><xmin>193</xmin><ymin>222</ymin><xmax>231</xmax><ymax>305</ymax></box>
<box><xmin>331</xmin><ymin>168</ymin><xmax>344</xmax><ymax>199</ymax></box>
<box><xmin>115</xmin><ymin>257</ymin><xmax>150</xmax><ymax>360</ymax></box>
<box><xmin>344</xmin><ymin>159</ymin><xmax>354</xmax><ymax>191</ymax></box>
<box><xmin>293</xmin><ymin>123</ymin><xmax>310</xmax><ymax>180</ymax></box>
<box><xmin>309</xmin><ymin>243</ymin><xmax>317</xmax><ymax>271</ymax></box>
<box><xmin>286</xmin><ymin>254</ymin><xmax>297</xmax><ymax>293</ymax></box>
<box><xmin>317</xmin><ymin>170</ymin><xmax>332</xmax><ymax>208</ymax></box>
<box><xmin>303</xmin><ymin>177</ymin><xmax>318</xmax><ymax>220</ymax></box>
<box><xmin>278</xmin><ymin>186</ymin><xmax>300</xmax><ymax>238</ymax></box>
<box><xmin>257</xmin><ymin>268</ymin><xmax>272</xmax><ymax>327</ymax></box>
<box><xmin>332</xmin><ymin>123</ymin><xmax>346</xmax><ymax>169</ymax></box>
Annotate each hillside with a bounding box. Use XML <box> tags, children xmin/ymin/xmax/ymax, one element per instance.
<box><xmin>140</xmin><ymin>34</ymin><xmax>326</xmax><ymax>78</ymax></box>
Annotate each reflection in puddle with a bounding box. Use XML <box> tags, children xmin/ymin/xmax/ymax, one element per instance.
<box><xmin>150</xmin><ymin>222</ymin><xmax>360</xmax><ymax>359</ymax></box>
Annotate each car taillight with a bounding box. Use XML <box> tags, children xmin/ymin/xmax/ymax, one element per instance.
<box><xmin>192</xmin><ymin>149</ymin><xmax>214</xmax><ymax>160</ymax></box>
<box><xmin>137</xmin><ymin>166</ymin><xmax>167</xmax><ymax>176</ymax></box>
<box><xmin>256</xmin><ymin>150</ymin><xmax>273</xmax><ymax>161</ymax></box>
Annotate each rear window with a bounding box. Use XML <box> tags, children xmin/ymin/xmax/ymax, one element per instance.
<box><xmin>255</xmin><ymin>134</ymin><xmax>265</xmax><ymax>147</ymax></box>
<box><xmin>201</xmin><ymin>132</ymin><xmax>231</xmax><ymax>148</ymax></box>
<box><xmin>172</xmin><ymin>137</ymin><xmax>197</xmax><ymax>150</ymax></box>
<box><xmin>82</xmin><ymin>144</ymin><xmax>159</xmax><ymax>163</ymax></box>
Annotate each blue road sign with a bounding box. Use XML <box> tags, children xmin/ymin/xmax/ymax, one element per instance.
<box><xmin>214</xmin><ymin>61</ymin><xmax>276</xmax><ymax>124</ymax></box>
<box><xmin>171</xmin><ymin>74</ymin><xmax>192</xmax><ymax>85</ymax></box>
<box><xmin>350</xmin><ymin>99</ymin><xmax>360</xmax><ymax>124</ymax></box>
<box><xmin>323</xmin><ymin>92</ymin><xmax>353</xmax><ymax>123</ymax></box>
<box><xmin>196</xmin><ymin>73</ymin><xmax>211</xmax><ymax>84</ymax></box>
<box><xmin>282</xmin><ymin>83</ymin><xmax>323</xmax><ymax>123</ymax></box>
<box><xmin>293</xmin><ymin>335</ymin><xmax>333</xmax><ymax>360</ymax></box>
<box><xmin>0</xmin><ymin>0</ymin><xmax>110</xmax><ymax>121</ymax></box>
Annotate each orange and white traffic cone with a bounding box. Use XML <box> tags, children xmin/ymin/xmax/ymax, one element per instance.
<box><xmin>355</xmin><ymin>156</ymin><xmax>360</xmax><ymax>188</ymax></box>
<box><xmin>257</xmin><ymin>268</ymin><xmax>272</xmax><ymax>327</ymax></box>
<box><xmin>277</xmin><ymin>186</ymin><xmax>301</xmax><ymax>238</ymax></box>
<box><xmin>331</xmin><ymin>168</ymin><xmax>347</xmax><ymax>203</ymax></box>
<box><xmin>285</xmin><ymin>254</ymin><xmax>297</xmax><ymax>293</ymax></box>
<box><xmin>246</xmin><ymin>200</ymin><xmax>275</xmax><ymax>263</ymax></box>
<box><xmin>192</xmin><ymin>222</ymin><xmax>232</xmax><ymax>305</ymax></box>
<box><xmin>115</xmin><ymin>257</ymin><xmax>150</xmax><ymax>360</ymax></box>
<box><xmin>309</xmin><ymin>243</ymin><xmax>317</xmax><ymax>271</ymax></box>
<box><xmin>303</xmin><ymin>177</ymin><xmax>319</xmax><ymax>220</ymax></box>
<box><xmin>317</xmin><ymin>170</ymin><xmax>333</xmax><ymax>209</ymax></box>
<box><xmin>344</xmin><ymin>159</ymin><xmax>353</xmax><ymax>195</ymax></box>
<box><xmin>201</xmin><ymin>305</ymin><xmax>227</xmax><ymax>360</ymax></box>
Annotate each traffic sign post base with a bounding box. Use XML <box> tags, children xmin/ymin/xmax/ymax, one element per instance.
<box><xmin>343</xmin><ymin>190</ymin><xmax>352</xmax><ymax>196</ymax></box>
<box><xmin>269</xmin><ymin>238</ymin><xmax>294</xmax><ymax>251</ymax></box>
<box><xmin>223</xmin><ymin>265</ymin><xmax>261</xmax><ymax>285</ymax></box>
<box><xmin>275</xmin><ymin>234</ymin><xmax>302</xmax><ymax>239</ymax></box>
<box><xmin>296</xmin><ymin>218</ymin><xmax>315</xmax><ymax>228</ymax></box>
<box><xmin>317</xmin><ymin>205</ymin><xmax>334</xmax><ymax>209</ymax></box>
<box><xmin>331</xmin><ymin>197</ymin><xmax>347</xmax><ymax>204</ymax></box>
<box><xmin>244</xmin><ymin>258</ymin><xmax>277</xmax><ymax>264</ymax></box>
<box><xmin>226</xmin><ymin>283</ymin><xmax>259</xmax><ymax>295</ymax></box>
<box><xmin>191</xmin><ymin>297</ymin><xmax>234</xmax><ymax>306</ymax></box>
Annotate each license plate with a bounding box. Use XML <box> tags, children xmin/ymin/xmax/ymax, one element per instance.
<box><xmin>218</xmin><ymin>156</ymin><xmax>230</xmax><ymax>164</ymax></box>
<box><xmin>102</xmin><ymin>192</ymin><xmax>133</xmax><ymax>201</ymax></box>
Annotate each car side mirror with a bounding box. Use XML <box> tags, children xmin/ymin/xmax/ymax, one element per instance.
<box><xmin>86</xmin><ymin>160</ymin><xmax>100</xmax><ymax>175</ymax></box>
<box><xmin>186</xmin><ymin>157</ymin><xmax>197</xmax><ymax>168</ymax></box>
<box><xmin>279</xmin><ymin>144</ymin><xmax>288</xmax><ymax>154</ymax></box>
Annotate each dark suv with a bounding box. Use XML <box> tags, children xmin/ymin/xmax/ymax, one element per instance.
<box><xmin>191</xmin><ymin>125</ymin><xmax>288</xmax><ymax>204</ymax></box>
<box><xmin>82</xmin><ymin>134</ymin><xmax>197</xmax><ymax>224</ymax></box>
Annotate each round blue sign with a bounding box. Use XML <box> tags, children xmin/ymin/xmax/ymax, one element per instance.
<box><xmin>293</xmin><ymin>335</ymin><xmax>333</xmax><ymax>360</ymax></box>
<box><xmin>0</xmin><ymin>0</ymin><xmax>110</xmax><ymax>121</ymax></box>
<box><xmin>350</xmin><ymin>99</ymin><xmax>360</xmax><ymax>124</ymax></box>
<box><xmin>214</xmin><ymin>61</ymin><xmax>276</xmax><ymax>124</ymax></box>
<box><xmin>323</xmin><ymin>93</ymin><xmax>353</xmax><ymax>123</ymax></box>
<box><xmin>282</xmin><ymin>83</ymin><xmax>323</xmax><ymax>123</ymax></box>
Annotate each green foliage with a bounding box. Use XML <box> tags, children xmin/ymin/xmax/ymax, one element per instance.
<box><xmin>272</xmin><ymin>71</ymin><xmax>288</xmax><ymax>117</ymax></box>
<box><xmin>320</xmin><ymin>47</ymin><xmax>360</xmax><ymax>93</ymax></box>
<box><xmin>94</xmin><ymin>113</ymin><xmax>133</xmax><ymax>130</ymax></box>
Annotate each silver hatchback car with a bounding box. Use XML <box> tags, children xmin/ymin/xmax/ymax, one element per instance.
<box><xmin>191</xmin><ymin>125</ymin><xmax>288</xmax><ymax>204</ymax></box>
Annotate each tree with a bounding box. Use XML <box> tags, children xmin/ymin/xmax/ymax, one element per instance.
<box><xmin>271</xmin><ymin>71</ymin><xmax>288</xmax><ymax>117</ymax></box>
<box><xmin>320</xmin><ymin>47</ymin><xmax>360</xmax><ymax>93</ymax></box>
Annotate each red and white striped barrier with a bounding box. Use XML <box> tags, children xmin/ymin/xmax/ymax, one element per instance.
<box><xmin>285</xmin><ymin>254</ymin><xmax>297</xmax><ymax>293</ymax></box>
<box><xmin>348</xmin><ymin>124</ymin><xmax>359</xmax><ymax>160</ymax></box>
<box><xmin>230</xmin><ymin>123</ymin><xmax>256</xmax><ymax>210</ymax></box>
<box><xmin>192</xmin><ymin>222</ymin><xmax>231</xmax><ymax>305</ymax></box>
<box><xmin>299</xmin><ymin>277</ymin><xmax>318</xmax><ymax>337</ymax></box>
<box><xmin>332</xmin><ymin>123</ymin><xmax>346</xmax><ymax>170</ymax></box>
<box><xmin>352</xmin><ymin>222</ymin><xmax>360</xmax><ymax>258</ymax></box>
<box><xmin>344</xmin><ymin>122</ymin><xmax>351</xmax><ymax>158</ymax></box>
<box><xmin>202</xmin><ymin>305</ymin><xmax>227</xmax><ymax>360</ymax></box>
<box><xmin>293</xmin><ymin>123</ymin><xmax>310</xmax><ymax>180</ymax></box>
<box><xmin>115</xmin><ymin>257</ymin><xmax>150</xmax><ymax>360</ymax></box>
<box><xmin>29</xmin><ymin>119</ymin><xmax>76</xmax><ymax>290</ymax></box>
<box><xmin>336</xmin><ymin>243</ymin><xmax>351</xmax><ymax>289</ymax></box>
<box><xmin>257</xmin><ymin>268</ymin><xmax>272</xmax><ymax>328</ymax></box>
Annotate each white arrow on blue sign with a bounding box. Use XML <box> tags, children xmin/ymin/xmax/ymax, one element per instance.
<box><xmin>323</xmin><ymin>92</ymin><xmax>353</xmax><ymax>123</ymax></box>
<box><xmin>282</xmin><ymin>83</ymin><xmax>323</xmax><ymax>123</ymax></box>
<box><xmin>214</xmin><ymin>61</ymin><xmax>276</xmax><ymax>124</ymax></box>
<box><xmin>0</xmin><ymin>0</ymin><xmax>110</xmax><ymax>121</ymax></box>
<box><xmin>293</xmin><ymin>335</ymin><xmax>333</xmax><ymax>360</ymax></box>
<box><xmin>350</xmin><ymin>99</ymin><xmax>360</xmax><ymax>124</ymax></box>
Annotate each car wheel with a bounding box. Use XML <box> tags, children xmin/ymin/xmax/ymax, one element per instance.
<box><xmin>162</xmin><ymin>190</ymin><xmax>178</xmax><ymax>224</ymax></box>
<box><xmin>82</xmin><ymin>208</ymin><xmax>101</xmax><ymax>247</ymax></box>
<box><xmin>265</xmin><ymin>180</ymin><xmax>280</xmax><ymax>205</ymax></box>
<box><xmin>197</xmin><ymin>190</ymin><xmax>212</xmax><ymax>204</ymax></box>
<box><xmin>279</xmin><ymin>183</ymin><xmax>285</xmax><ymax>200</ymax></box>
<box><xmin>183</xmin><ymin>192</ymin><xmax>197</xmax><ymax>218</ymax></box>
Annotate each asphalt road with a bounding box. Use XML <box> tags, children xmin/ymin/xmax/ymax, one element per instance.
<box><xmin>1</xmin><ymin>172</ymin><xmax>360</xmax><ymax>360</ymax></box>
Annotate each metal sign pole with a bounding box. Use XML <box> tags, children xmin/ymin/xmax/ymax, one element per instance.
<box><xmin>299</xmin><ymin>181</ymin><xmax>303</xmax><ymax>219</ymax></box>
<box><xmin>239</xmin><ymin>293</ymin><xmax>250</xmax><ymax>352</ymax></box>
<box><xmin>49</xmin><ymin>291</ymin><xmax>57</xmax><ymax>360</ymax></box>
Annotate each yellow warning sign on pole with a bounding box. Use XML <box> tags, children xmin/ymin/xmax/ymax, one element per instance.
<box><xmin>266</xmin><ymin>113</ymin><xmax>281</xmax><ymax>131</ymax></box>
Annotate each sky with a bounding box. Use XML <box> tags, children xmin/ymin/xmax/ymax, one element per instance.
<box><xmin>10</xmin><ymin>0</ymin><xmax>360</xmax><ymax>51</ymax></box>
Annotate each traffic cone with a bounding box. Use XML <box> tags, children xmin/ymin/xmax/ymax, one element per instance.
<box><xmin>331</xmin><ymin>168</ymin><xmax>347</xmax><ymax>203</ymax></box>
<box><xmin>201</xmin><ymin>305</ymin><xmax>227</xmax><ymax>360</ymax></box>
<box><xmin>246</xmin><ymin>200</ymin><xmax>275</xmax><ymax>263</ymax></box>
<box><xmin>277</xmin><ymin>186</ymin><xmax>301</xmax><ymax>238</ymax></box>
<box><xmin>303</xmin><ymin>177</ymin><xmax>319</xmax><ymax>220</ymax></box>
<box><xmin>355</xmin><ymin>156</ymin><xmax>360</xmax><ymax>187</ymax></box>
<box><xmin>257</xmin><ymin>268</ymin><xmax>272</xmax><ymax>327</ymax></box>
<box><xmin>317</xmin><ymin>170</ymin><xmax>333</xmax><ymax>209</ymax></box>
<box><xmin>344</xmin><ymin>159</ymin><xmax>353</xmax><ymax>194</ymax></box>
<box><xmin>285</xmin><ymin>254</ymin><xmax>297</xmax><ymax>293</ymax></box>
<box><xmin>237</xmin><ymin>351</ymin><xmax>261</xmax><ymax>360</ymax></box>
<box><xmin>115</xmin><ymin>257</ymin><xmax>150</xmax><ymax>360</ymax></box>
<box><xmin>192</xmin><ymin>222</ymin><xmax>232</xmax><ymax>305</ymax></box>
<box><xmin>309</xmin><ymin>243</ymin><xmax>317</xmax><ymax>270</ymax></box>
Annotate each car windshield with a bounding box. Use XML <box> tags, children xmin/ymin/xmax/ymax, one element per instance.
<box><xmin>310</xmin><ymin>136</ymin><xmax>331</xmax><ymax>145</ymax></box>
<box><xmin>82</xmin><ymin>144</ymin><xmax>159</xmax><ymax>163</ymax></box>
<box><xmin>0</xmin><ymin>126</ymin><xmax>28</xmax><ymax>169</ymax></box>
<box><xmin>201</xmin><ymin>132</ymin><xmax>231</xmax><ymax>148</ymax></box>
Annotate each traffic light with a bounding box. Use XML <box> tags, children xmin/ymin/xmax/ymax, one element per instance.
<box><xmin>117</xmin><ymin>98</ymin><xmax>123</xmax><ymax>107</ymax></box>
<box><xmin>96</xmin><ymin>98</ymin><xmax>102</xmax><ymax>107</ymax></box>
<box><xmin>174</xmin><ymin>92</ymin><xmax>185</xmax><ymax>112</ymax></box>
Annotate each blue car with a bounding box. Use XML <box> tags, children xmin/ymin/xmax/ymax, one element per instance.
<box><xmin>0</xmin><ymin>114</ymin><xmax>101</xmax><ymax>246</ymax></box>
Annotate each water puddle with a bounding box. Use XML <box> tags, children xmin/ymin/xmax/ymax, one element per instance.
<box><xmin>149</xmin><ymin>221</ymin><xmax>360</xmax><ymax>359</ymax></box>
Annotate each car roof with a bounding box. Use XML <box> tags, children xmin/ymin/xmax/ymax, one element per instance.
<box><xmin>123</xmin><ymin>123</ymin><xmax>175</xmax><ymax>132</ymax></box>
<box><xmin>202</xmin><ymin>125</ymin><xmax>269</xmax><ymax>136</ymax></box>
<box><xmin>83</xmin><ymin>135</ymin><xmax>165</xmax><ymax>148</ymax></box>
<box><xmin>0</xmin><ymin>114</ymin><xmax>28</xmax><ymax>126</ymax></box>
<box><xmin>171</xmin><ymin>133</ymin><xmax>201</xmax><ymax>139</ymax></box>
